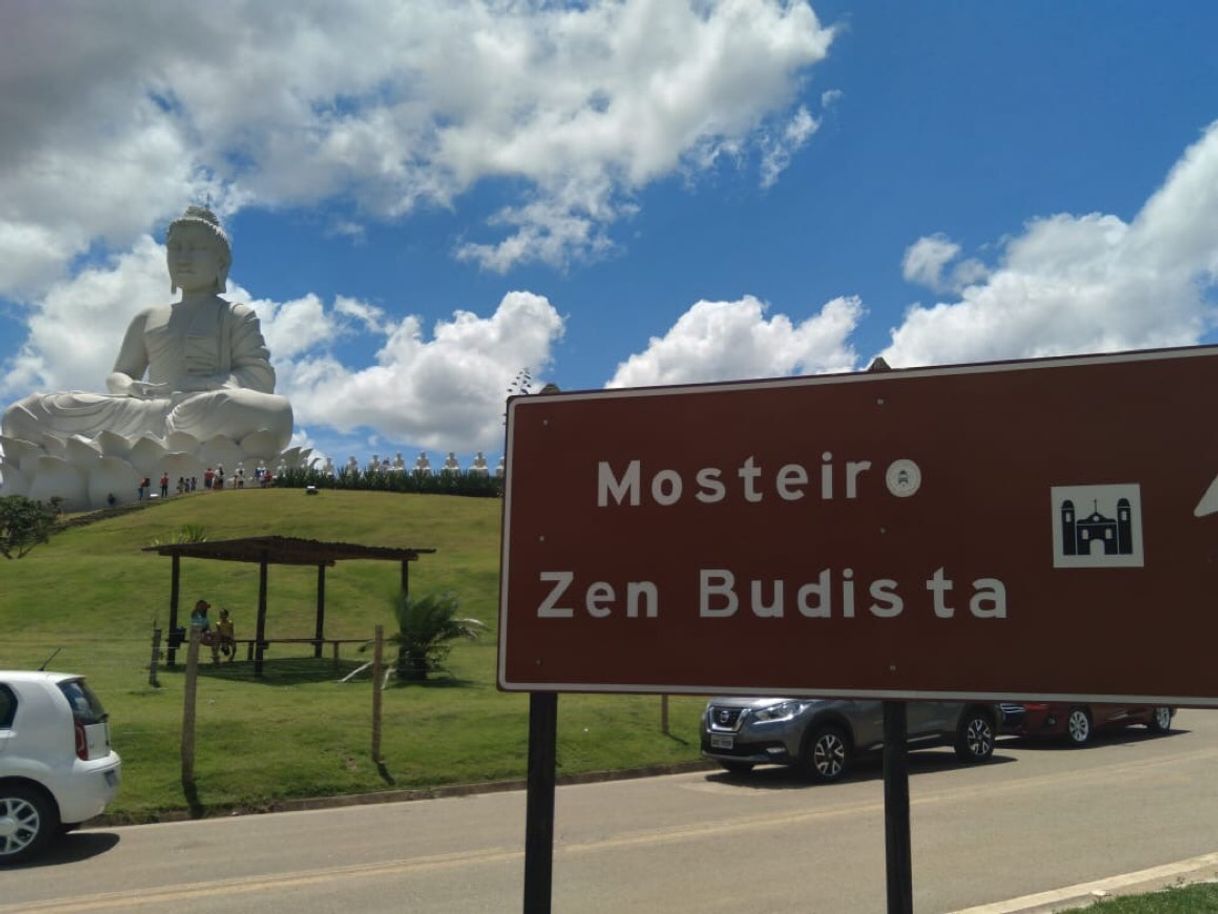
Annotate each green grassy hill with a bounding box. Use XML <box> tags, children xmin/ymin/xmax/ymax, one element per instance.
<box><xmin>0</xmin><ymin>489</ymin><xmax>705</xmax><ymax>820</ymax></box>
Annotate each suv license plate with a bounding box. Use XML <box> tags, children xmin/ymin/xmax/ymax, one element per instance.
<box><xmin>710</xmin><ymin>735</ymin><xmax>734</xmax><ymax>750</ymax></box>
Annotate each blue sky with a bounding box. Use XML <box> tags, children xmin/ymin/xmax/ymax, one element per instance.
<box><xmin>2</xmin><ymin>1</ymin><xmax>1216</xmax><ymax>472</ymax></box>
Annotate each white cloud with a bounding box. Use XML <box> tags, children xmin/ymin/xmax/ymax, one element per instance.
<box><xmin>334</xmin><ymin>296</ymin><xmax>388</xmax><ymax>335</ymax></box>
<box><xmin>1</xmin><ymin>236</ymin><xmax>168</xmax><ymax>397</ymax></box>
<box><xmin>280</xmin><ymin>291</ymin><xmax>565</xmax><ymax>451</ymax></box>
<box><xmin>0</xmin><ymin>0</ymin><xmax>835</xmax><ymax>292</ymax></box>
<box><xmin>760</xmin><ymin>106</ymin><xmax>819</xmax><ymax>189</ymax></box>
<box><xmin>245</xmin><ymin>292</ymin><xmax>335</xmax><ymax>362</ymax></box>
<box><xmin>882</xmin><ymin>121</ymin><xmax>1218</xmax><ymax>367</ymax></box>
<box><xmin>901</xmin><ymin>234</ymin><xmax>989</xmax><ymax>294</ymax></box>
<box><xmin>606</xmin><ymin>294</ymin><xmax>862</xmax><ymax>388</ymax></box>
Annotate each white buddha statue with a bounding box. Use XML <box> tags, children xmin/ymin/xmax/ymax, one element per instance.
<box><xmin>3</xmin><ymin>206</ymin><xmax>293</xmax><ymax>455</ymax></box>
<box><xmin>0</xmin><ymin>206</ymin><xmax>297</xmax><ymax>509</ymax></box>
<box><xmin>413</xmin><ymin>451</ymin><xmax>431</xmax><ymax>475</ymax></box>
<box><xmin>392</xmin><ymin>451</ymin><xmax>406</xmax><ymax>471</ymax></box>
<box><xmin>470</xmin><ymin>451</ymin><xmax>489</xmax><ymax>475</ymax></box>
<box><xmin>367</xmin><ymin>453</ymin><xmax>381</xmax><ymax>473</ymax></box>
<box><xmin>442</xmin><ymin>451</ymin><xmax>460</xmax><ymax>474</ymax></box>
<box><xmin>322</xmin><ymin>456</ymin><xmax>335</xmax><ymax>477</ymax></box>
<box><xmin>496</xmin><ymin>455</ymin><xmax>506</xmax><ymax>478</ymax></box>
<box><xmin>345</xmin><ymin>455</ymin><xmax>359</xmax><ymax>475</ymax></box>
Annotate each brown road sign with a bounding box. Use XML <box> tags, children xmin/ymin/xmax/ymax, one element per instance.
<box><xmin>498</xmin><ymin>346</ymin><xmax>1218</xmax><ymax>705</ymax></box>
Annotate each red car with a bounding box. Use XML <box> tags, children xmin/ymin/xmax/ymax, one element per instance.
<box><xmin>1002</xmin><ymin>702</ymin><xmax>1174</xmax><ymax>746</ymax></box>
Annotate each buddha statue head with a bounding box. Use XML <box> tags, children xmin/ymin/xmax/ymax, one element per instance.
<box><xmin>167</xmin><ymin>205</ymin><xmax>231</xmax><ymax>295</ymax></box>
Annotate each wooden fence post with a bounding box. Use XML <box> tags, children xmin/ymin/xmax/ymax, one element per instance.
<box><xmin>371</xmin><ymin>625</ymin><xmax>384</xmax><ymax>764</ymax></box>
<box><xmin>181</xmin><ymin>627</ymin><xmax>200</xmax><ymax>789</ymax></box>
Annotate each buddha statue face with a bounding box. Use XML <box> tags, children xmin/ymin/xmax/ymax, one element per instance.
<box><xmin>167</xmin><ymin>220</ymin><xmax>230</xmax><ymax>295</ymax></box>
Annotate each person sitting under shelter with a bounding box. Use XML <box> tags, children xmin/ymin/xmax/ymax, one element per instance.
<box><xmin>189</xmin><ymin>598</ymin><xmax>219</xmax><ymax>662</ymax></box>
<box><xmin>214</xmin><ymin>608</ymin><xmax>236</xmax><ymax>663</ymax></box>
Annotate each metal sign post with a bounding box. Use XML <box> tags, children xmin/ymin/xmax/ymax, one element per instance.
<box><xmin>883</xmin><ymin>701</ymin><xmax>913</xmax><ymax>914</ymax></box>
<box><xmin>523</xmin><ymin>692</ymin><xmax>558</xmax><ymax>913</ymax></box>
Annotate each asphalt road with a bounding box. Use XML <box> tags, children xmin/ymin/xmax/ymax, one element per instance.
<box><xmin>5</xmin><ymin>710</ymin><xmax>1218</xmax><ymax>914</ymax></box>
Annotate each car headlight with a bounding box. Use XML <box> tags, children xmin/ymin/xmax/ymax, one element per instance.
<box><xmin>751</xmin><ymin>700</ymin><xmax>808</xmax><ymax>723</ymax></box>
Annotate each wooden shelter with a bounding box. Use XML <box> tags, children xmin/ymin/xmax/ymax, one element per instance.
<box><xmin>143</xmin><ymin>536</ymin><xmax>435</xmax><ymax>675</ymax></box>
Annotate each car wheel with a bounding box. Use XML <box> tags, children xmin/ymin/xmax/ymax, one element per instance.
<box><xmin>1148</xmin><ymin>707</ymin><xmax>1174</xmax><ymax>733</ymax></box>
<box><xmin>954</xmin><ymin>709</ymin><xmax>996</xmax><ymax>763</ymax></box>
<box><xmin>0</xmin><ymin>785</ymin><xmax>58</xmax><ymax>865</ymax></box>
<box><xmin>718</xmin><ymin>761</ymin><xmax>755</xmax><ymax>775</ymax></box>
<box><xmin>800</xmin><ymin>725</ymin><xmax>851</xmax><ymax>783</ymax></box>
<box><xmin>1065</xmin><ymin>707</ymin><xmax>1092</xmax><ymax>746</ymax></box>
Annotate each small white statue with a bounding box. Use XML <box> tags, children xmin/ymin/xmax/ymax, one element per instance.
<box><xmin>322</xmin><ymin>456</ymin><xmax>335</xmax><ymax>476</ymax></box>
<box><xmin>470</xmin><ymin>451</ymin><xmax>489</xmax><ymax>475</ymax></box>
<box><xmin>345</xmin><ymin>455</ymin><xmax>359</xmax><ymax>475</ymax></box>
<box><xmin>441</xmin><ymin>451</ymin><xmax>460</xmax><ymax>475</ymax></box>
<box><xmin>392</xmin><ymin>451</ymin><xmax>406</xmax><ymax>471</ymax></box>
<box><xmin>414</xmin><ymin>451</ymin><xmax>432</xmax><ymax>475</ymax></box>
<box><xmin>367</xmin><ymin>453</ymin><xmax>381</xmax><ymax>473</ymax></box>
<box><xmin>495</xmin><ymin>456</ymin><xmax>506</xmax><ymax>478</ymax></box>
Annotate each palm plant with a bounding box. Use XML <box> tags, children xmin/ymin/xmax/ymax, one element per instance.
<box><xmin>146</xmin><ymin>523</ymin><xmax>208</xmax><ymax>547</ymax></box>
<box><xmin>373</xmin><ymin>591</ymin><xmax>485</xmax><ymax>682</ymax></box>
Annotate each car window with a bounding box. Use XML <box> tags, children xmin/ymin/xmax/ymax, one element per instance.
<box><xmin>57</xmin><ymin>679</ymin><xmax>107</xmax><ymax>724</ymax></box>
<box><xmin>0</xmin><ymin>684</ymin><xmax>15</xmax><ymax>728</ymax></box>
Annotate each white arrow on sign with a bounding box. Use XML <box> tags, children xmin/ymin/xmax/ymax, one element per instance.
<box><xmin>1195</xmin><ymin>475</ymin><xmax>1218</xmax><ymax>517</ymax></box>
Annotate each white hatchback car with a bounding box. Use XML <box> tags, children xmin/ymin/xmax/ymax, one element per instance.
<box><xmin>0</xmin><ymin>671</ymin><xmax>122</xmax><ymax>864</ymax></box>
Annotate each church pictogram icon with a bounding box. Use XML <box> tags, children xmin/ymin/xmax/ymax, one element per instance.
<box><xmin>1051</xmin><ymin>484</ymin><xmax>1144</xmax><ymax>568</ymax></box>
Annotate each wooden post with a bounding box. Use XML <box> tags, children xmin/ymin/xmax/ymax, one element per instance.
<box><xmin>181</xmin><ymin>627</ymin><xmax>200</xmax><ymax>789</ymax></box>
<box><xmin>400</xmin><ymin>557</ymin><xmax>410</xmax><ymax>601</ymax></box>
<box><xmin>332</xmin><ymin>640</ymin><xmax>340</xmax><ymax>675</ymax></box>
<box><xmin>314</xmin><ymin>563</ymin><xmax>326</xmax><ymax>659</ymax></box>
<box><xmin>883</xmin><ymin>700</ymin><xmax>913</xmax><ymax>914</ymax></box>
<box><xmin>254</xmin><ymin>552</ymin><xmax>269</xmax><ymax>677</ymax></box>
<box><xmin>371</xmin><ymin>625</ymin><xmax>384</xmax><ymax>764</ymax></box>
<box><xmin>660</xmin><ymin>695</ymin><xmax>669</xmax><ymax>735</ymax></box>
<box><xmin>523</xmin><ymin>692</ymin><xmax>558</xmax><ymax>913</ymax></box>
<box><xmin>167</xmin><ymin>554</ymin><xmax>181</xmax><ymax>668</ymax></box>
<box><xmin>148</xmin><ymin>627</ymin><xmax>162</xmax><ymax>688</ymax></box>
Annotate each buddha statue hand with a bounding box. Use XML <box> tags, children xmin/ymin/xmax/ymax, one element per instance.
<box><xmin>107</xmin><ymin>371</ymin><xmax>170</xmax><ymax>400</ymax></box>
<box><xmin>130</xmin><ymin>380</ymin><xmax>172</xmax><ymax>399</ymax></box>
